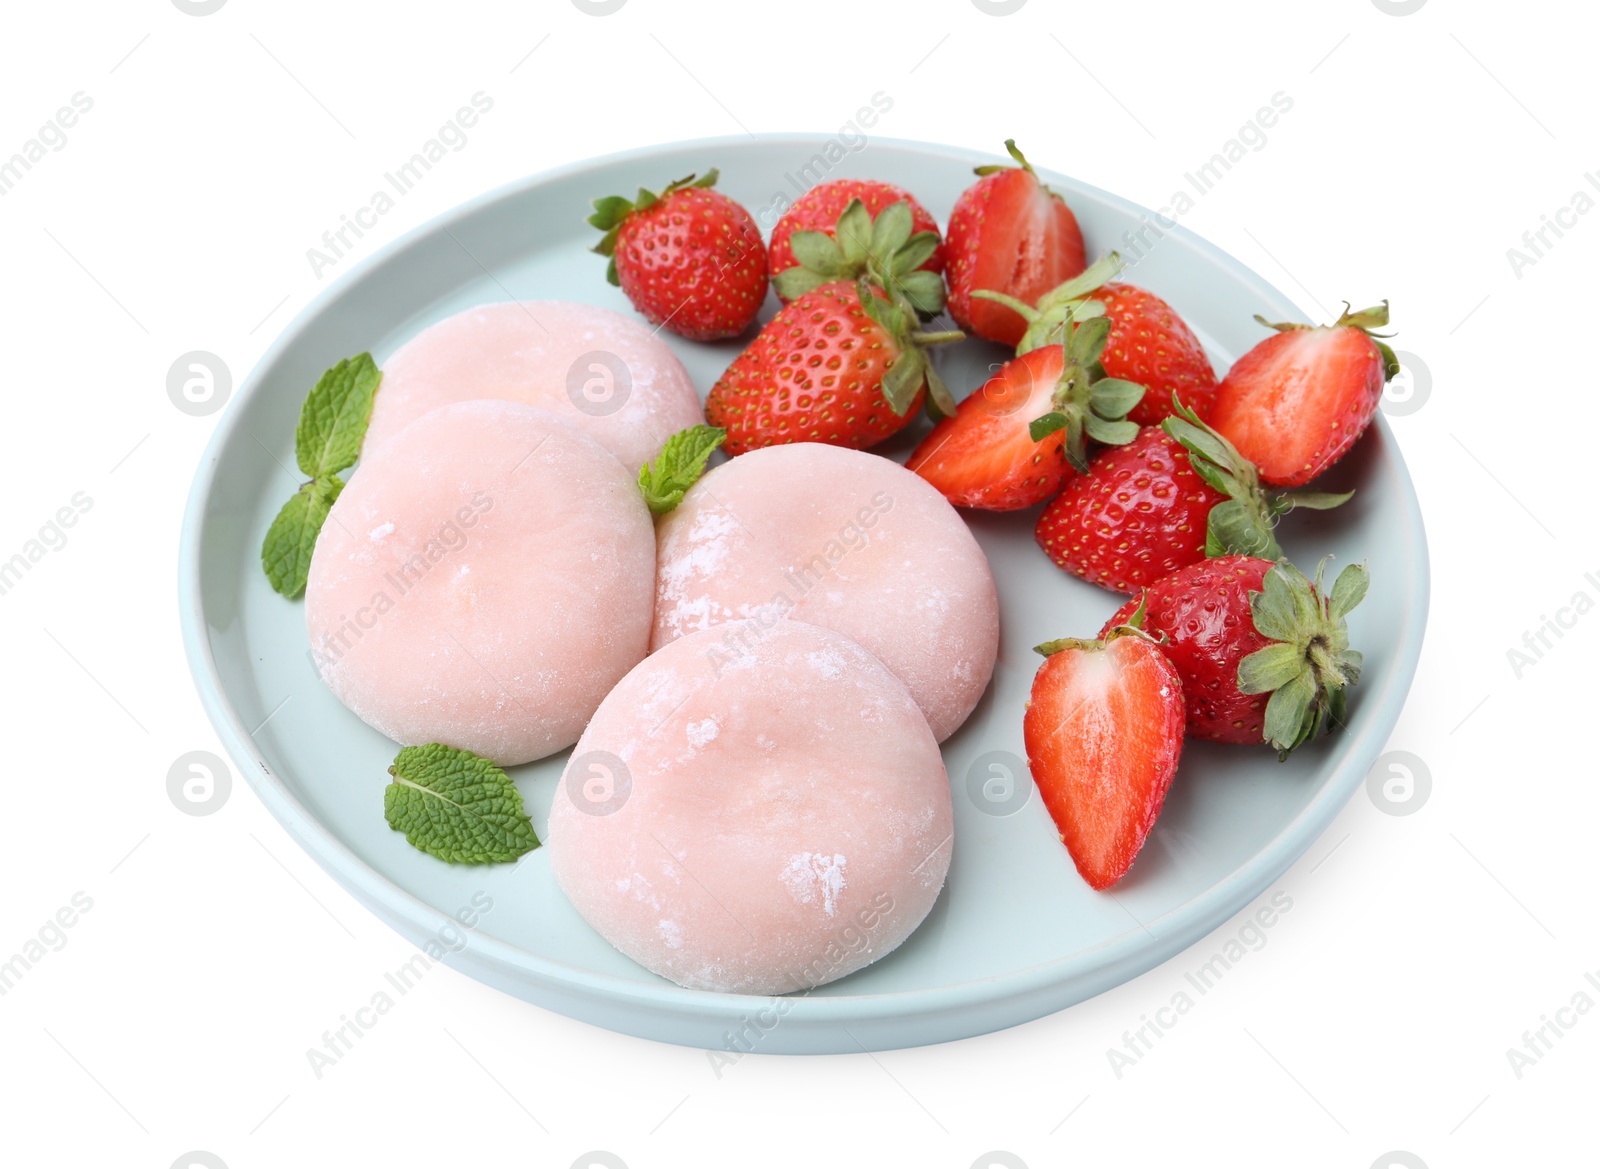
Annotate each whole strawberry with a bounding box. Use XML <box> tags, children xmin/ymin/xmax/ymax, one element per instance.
<box><xmin>1037</xmin><ymin>401</ymin><xmax>1353</xmax><ymax>593</ymax></box>
<box><xmin>1036</xmin><ymin>426</ymin><xmax>1224</xmax><ymax>593</ymax></box>
<box><xmin>1103</xmin><ymin>555</ymin><xmax>1369</xmax><ymax>755</ymax></box>
<box><xmin>975</xmin><ymin>252</ymin><xmax>1218</xmax><ymax>426</ymax></box>
<box><xmin>1210</xmin><ymin>301</ymin><xmax>1398</xmax><ymax>487</ymax></box>
<box><xmin>705</xmin><ymin>280</ymin><xmax>961</xmax><ymax>455</ymax></box>
<box><xmin>771</xmin><ymin>197</ymin><xmax>946</xmax><ymax>319</ymax></box>
<box><xmin>908</xmin><ymin>312</ymin><xmax>1143</xmax><ymax>510</ymax></box>
<box><xmin>946</xmin><ymin>139</ymin><xmax>1087</xmax><ymax>347</ymax></box>
<box><xmin>588</xmin><ymin>169</ymin><xmax>768</xmax><ymax>341</ymax></box>
<box><xmin>769</xmin><ymin>179</ymin><xmax>944</xmax><ymax>303</ymax></box>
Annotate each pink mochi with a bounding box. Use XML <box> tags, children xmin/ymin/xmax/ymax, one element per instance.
<box><xmin>364</xmin><ymin>301</ymin><xmax>705</xmax><ymax>474</ymax></box>
<box><xmin>548</xmin><ymin>619</ymin><xmax>953</xmax><ymax>995</ymax></box>
<box><xmin>305</xmin><ymin>400</ymin><xmax>655</xmax><ymax>765</ymax></box>
<box><xmin>652</xmin><ymin>443</ymin><xmax>999</xmax><ymax>741</ymax></box>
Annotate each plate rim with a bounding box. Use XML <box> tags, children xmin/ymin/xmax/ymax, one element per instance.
<box><xmin>177</xmin><ymin>132</ymin><xmax>1431</xmax><ymax>1051</ymax></box>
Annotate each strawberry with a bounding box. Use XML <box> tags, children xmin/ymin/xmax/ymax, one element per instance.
<box><xmin>1036</xmin><ymin>426</ymin><xmax>1224</xmax><ymax>594</ymax></box>
<box><xmin>1036</xmin><ymin>401</ymin><xmax>1353</xmax><ymax>593</ymax></box>
<box><xmin>1023</xmin><ymin>617</ymin><xmax>1185</xmax><ymax>890</ymax></box>
<box><xmin>770</xmin><ymin>198</ymin><xmax>947</xmax><ymax>319</ymax></box>
<box><xmin>1210</xmin><ymin>302</ymin><xmax>1399</xmax><ymax>487</ymax></box>
<box><xmin>1103</xmin><ymin>555</ymin><xmax>1369</xmax><ymax>755</ymax></box>
<box><xmin>945</xmin><ymin>139</ymin><xmax>1087</xmax><ymax>347</ymax></box>
<box><xmin>587</xmin><ymin>169</ymin><xmax>768</xmax><ymax>341</ymax></box>
<box><xmin>907</xmin><ymin>312</ymin><xmax>1143</xmax><ymax>510</ymax></box>
<box><xmin>705</xmin><ymin>280</ymin><xmax>961</xmax><ymax>455</ymax></box>
<box><xmin>769</xmin><ymin>180</ymin><xmax>944</xmax><ymax>304</ymax></box>
<box><xmin>974</xmin><ymin>253</ymin><xmax>1219</xmax><ymax>427</ymax></box>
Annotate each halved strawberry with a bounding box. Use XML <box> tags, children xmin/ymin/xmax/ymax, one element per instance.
<box><xmin>769</xmin><ymin>179</ymin><xmax>943</xmax><ymax>302</ymax></box>
<box><xmin>973</xmin><ymin>252</ymin><xmax>1219</xmax><ymax>426</ymax></box>
<box><xmin>907</xmin><ymin>312</ymin><xmax>1143</xmax><ymax>510</ymax></box>
<box><xmin>1103</xmin><ymin>555</ymin><xmax>1369</xmax><ymax>755</ymax></box>
<box><xmin>1023</xmin><ymin>616</ymin><xmax>1186</xmax><ymax>890</ymax></box>
<box><xmin>946</xmin><ymin>139</ymin><xmax>1087</xmax><ymax>347</ymax></box>
<box><xmin>1210</xmin><ymin>302</ymin><xmax>1399</xmax><ymax>487</ymax></box>
<box><xmin>705</xmin><ymin>280</ymin><xmax>961</xmax><ymax>455</ymax></box>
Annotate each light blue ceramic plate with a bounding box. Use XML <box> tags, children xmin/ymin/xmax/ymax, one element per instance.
<box><xmin>178</xmin><ymin>136</ymin><xmax>1428</xmax><ymax>1053</ymax></box>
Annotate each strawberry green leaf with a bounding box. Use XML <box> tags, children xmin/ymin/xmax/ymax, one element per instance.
<box><xmin>1240</xmin><ymin>557</ymin><xmax>1369</xmax><ymax>755</ymax></box>
<box><xmin>835</xmin><ymin>200</ymin><xmax>873</xmax><ymax>266</ymax></box>
<box><xmin>1206</xmin><ymin>499</ymin><xmax>1283</xmax><ymax>561</ymax></box>
<box><xmin>588</xmin><ymin>170</ymin><xmax>719</xmax><ymax>263</ymax></box>
<box><xmin>1084</xmin><ymin>415</ymin><xmax>1139</xmax><ymax>445</ymax></box>
<box><xmin>1374</xmin><ymin>338</ymin><xmax>1401</xmax><ymax>382</ymax></box>
<box><xmin>1029</xmin><ymin>411</ymin><xmax>1070</xmax><ymax>443</ymax></box>
<box><xmin>384</xmin><ymin>743</ymin><xmax>540</xmax><ymax>865</ymax></box>
<box><xmin>1279</xmin><ymin>489</ymin><xmax>1355</xmax><ymax>511</ymax></box>
<box><xmin>1335</xmin><ymin>300</ymin><xmax>1390</xmax><ymax>331</ymax></box>
<box><xmin>896</xmin><ymin>270</ymin><xmax>947</xmax><ymax>318</ymax></box>
<box><xmin>262</xmin><ymin>476</ymin><xmax>343</xmax><ymax>600</ymax></box>
<box><xmin>789</xmin><ymin>230</ymin><xmax>848</xmax><ymax>277</ymax></box>
<box><xmin>1088</xmin><ymin>377</ymin><xmax>1145</xmax><ymax>419</ymax></box>
<box><xmin>586</xmin><ymin>196</ymin><xmax>635</xmax><ymax>232</ymax></box>
<box><xmin>1066</xmin><ymin>315</ymin><xmax>1110</xmax><ymax>367</ymax></box>
<box><xmin>1263</xmin><ymin>668</ymin><xmax>1319</xmax><ymax>754</ymax></box>
<box><xmin>880</xmin><ymin>351</ymin><xmax>924</xmax><ymax>416</ymax></box>
<box><xmin>871</xmin><ymin>201</ymin><xmax>914</xmax><ymax>257</ymax></box>
<box><xmin>638</xmin><ymin>425</ymin><xmax>727</xmax><ymax>516</ymax></box>
<box><xmin>893</xmin><ymin>232</ymin><xmax>940</xmax><ymax>275</ymax></box>
<box><xmin>923</xmin><ymin>362</ymin><xmax>957</xmax><ymax>419</ymax></box>
<box><xmin>1237</xmin><ymin>641</ymin><xmax>1307</xmax><ymax>694</ymax></box>
<box><xmin>1328</xmin><ymin>561</ymin><xmax>1370</xmax><ymax>619</ymax></box>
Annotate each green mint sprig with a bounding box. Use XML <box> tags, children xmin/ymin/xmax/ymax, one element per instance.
<box><xmin>384</xmin><ymin>743</ymin><xmax>540</xmax><ymax>864</ymax></box>
<box><xmin>261</xmin><ymin>353</ymin><xmax>381</xmax><ymax>598</ymax></box>
<box><xmin>638</xmin><ymin>424</ymin><xmax>726</xmax><ymax>515</ymax></box>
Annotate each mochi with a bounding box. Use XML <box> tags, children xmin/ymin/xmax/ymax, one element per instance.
<box><xmin>364</xmin><ymin>301</ymin><xmax>704</xmax><ymax>474</ymax></box>
<box><xmin>305</xmin><ymin>400</ymin><xmax>655</xmax><ymax>765</ymax></box>
<box><xmin>548</xmin><ymin>619</ymin><xmax>953</xmax><ymax>995</ymax></box>
<box><xmin>652</xmin><ymin>443</ymin><xmax>999</xmax><ymax>740</ymax></box>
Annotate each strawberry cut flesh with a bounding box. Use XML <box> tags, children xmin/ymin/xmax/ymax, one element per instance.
<box><xmin>950</xmin><ymin>169</ymin><xmax>1087</xmax><ymax>347</ymax></box>
<box><xmin>907</xmin><ymin>345</ymin><xmax>1071</xmax><ymax>510</ymax></box>
<box><xmin>1023</xmin><ymin>636</ymin><xmax>1185</xmax><ymax>889</ymax></box>
<box><xmin>1210</xmin><ymin>326</ymin><xmax>1385</xmax><ymax>487</ymax></box>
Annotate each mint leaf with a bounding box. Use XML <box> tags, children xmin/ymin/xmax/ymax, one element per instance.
<box><xmin>295</xmin><ymin>352</ymin><xmax>381</xmax><ymax>478</ymax></box>
<box><xmin>638</xmin><ymin>425</ymin><xmax>726</xmax><ymax>515</ymax></box>
<box><xmin>384</xmin><ymin>743</ymin><xmax>540</xmax><ymax>865</ymax></box>
<box><xmin>261</xmin><ymin>476</ymin><xmax>343</xmax><ymax>599</ymax></box>
<box><xmin>262</xmin><ymin>352</ymin><xmax>382</xmax><ymax>599</ymax></box>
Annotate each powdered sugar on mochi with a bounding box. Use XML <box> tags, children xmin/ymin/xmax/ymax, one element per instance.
<box><xmin>653</xmin><ymin>443</ymin><xmax>1000</xmax><ymax>741</ymax></box>
<box><xmin>548</xmin><ymin>620</ymin><xmax>953</xmax><ymax>995</ymax></box>
<box><xmin>363</xmin><ymin>301</ymin><xmax>705</xmax><ymax>474</ymax></box>
<box><xmin>305</xmin><ymin>400</ymin><xmax>655</xmax><ymax>765</ymax></box>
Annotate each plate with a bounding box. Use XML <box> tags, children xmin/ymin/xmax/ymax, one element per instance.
<box><xmin>178</xmin><ymin>135</ymin><xmax>1429</xmax><ymax>1053</ymax></box>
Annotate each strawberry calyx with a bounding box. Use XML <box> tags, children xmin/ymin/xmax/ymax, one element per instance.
<box><xmin>1025</xmin><ymin>313</ymin><xmax>1144</xmax><ymax>472</ymax></box>
<box><xmin>972</xmin><ymin>252</ymin><xmax>1125</xmax><ymax>354</ymax></box>
<box><xmin>1161</xmin><ymin>396</ymin><xmax>1352</xmax><ymax>561</ymax></box>
<box><xmin>1035</xmin><ymin>595</ymin><xmax>1161</xmax><ymax>657</ymax></box>
<box><xmin>1252</xmin><ymin>300</ymin><xmax>1402</xmax><ymax>382</ymax></box>
<box><xmin>775</xmin><ymin>199</ymin><xmax>946</xmax><ymax>318</ymax></box>
<box><xmin>855</xmin><ymin>279</ymin><xmax>964</xmax><ymax>417</ymax></box>
<box><xmin>1237</xmin><ymin>557</ymin><xmax>1369</xmax><ymax>757</ymax></box>
<box><xmin>972</xmin><ymin>138</ymin><xmax>1061</xmax><ymax>198</ymax></box>
<box><xmin>587</xmin><ymin>169</ymin><xmax>721</xmax><ymax>286</ymax></box>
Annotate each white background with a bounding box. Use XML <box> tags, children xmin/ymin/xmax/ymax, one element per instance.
<box><xmin>0</xmin><ymin>0</ymin><xmax>1592</xmax><ymax>1166</ymax></box>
